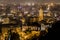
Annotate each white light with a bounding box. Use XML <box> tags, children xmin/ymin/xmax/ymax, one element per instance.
<box><xmin>47</xmin><ymin>7</ymin><xmax>50</xmax><ymax>10</ymax></box>
<box><xmin>28</xmin><ymin>3</ymin><xmax>31</xmax><ymax>6</ymax></box>
<box><xmin>47</xmin><ymin>5</ymin><xmax>50</xmax><ymax>10</ymax></box>
<box><xmin>24</xmin><ymin>11</ymin><xmax>28</xmax><ymax>14</ymax></box>
<box><xmin>44</xmin><ymin>10</ymin><xmax>48</xmax><ymax>12</ymax></box>
<box><xmin>32</xmin><ymin>3</ymin><xmax>35</xmax><ymax>6</ymax></box>
<box><xmin>54</xmin><ymin>13</ymin><xmax>57</xmax><ymax>17</ymax></box>
<box><xmin>50</xmin><ymin>3</ymin><xmax>54</xmax><ymax>6</ymax></box>
<box><xmin>41</xmin><ymin>24</ymin><xmax>46</xmax><ymax>31</ymax></box>
<box><xmin>7</xmin><ymin>14</ymin><xmax>12</xmax><ymax>16</ymax></box>
<box><xmin>2</xmin><ymin>13</ymin><xmax>6</xmax><ymax>15</ymax></box>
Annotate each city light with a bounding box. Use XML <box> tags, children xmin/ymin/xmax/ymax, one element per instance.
<box><xmin>0</xmin><ymin>2</ymin><xmax>60</xmax><ymax>40</ymax></box>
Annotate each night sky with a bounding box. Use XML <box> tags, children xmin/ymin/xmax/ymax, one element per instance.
<box><xmin>0</xmin><ymin>0</ymin><xmax>60</xmax><ymax>4</ymax></box>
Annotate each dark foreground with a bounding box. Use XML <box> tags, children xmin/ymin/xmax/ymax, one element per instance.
<box><xmin>0</xmin><ymin>21</ymin><xmax>60</xmax><ymax>40</ymax></box>
<box><xmin>39</xmin><ymin>21</ymin><xmax>60</xmax><ymax>40</ymax></box>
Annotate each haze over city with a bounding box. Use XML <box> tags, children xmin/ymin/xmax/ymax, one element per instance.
<box><xmin>0</xmin><ymin>0</ymin><xmax>60</xmax><ymax>4</ymax></box>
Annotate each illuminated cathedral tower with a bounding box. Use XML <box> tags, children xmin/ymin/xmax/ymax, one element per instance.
<box><xmin>39</xmin><ymin>7</ymin><xmax>44</xmax><ymax>21</ymax></box>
